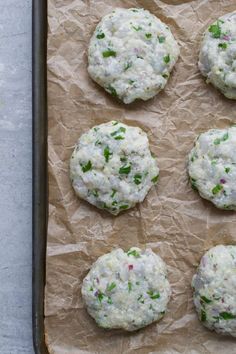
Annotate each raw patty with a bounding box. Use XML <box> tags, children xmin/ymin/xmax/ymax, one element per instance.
<box><xmin>188</xmin><ymin>126</ymin><xmax>236</xmax><ymax>210</ymax></box>
<box><xmin>88</xmin><ymin>8</ymin><xmax>179</xmax><ymax>104</ymax></box>
<box><xmin>192</xmin><ymin>245</ymin><xmax>236</xmax><ymax>337</ymax></box>
<box><xmin>82</xmin><ymin>247</ymin><xmax>171</xmax><ymax>331</ymax></box>
<box><xmin>70</xmin><ymin>121</ymin><xmax>159</xmax><ymax>215</ymax></box>
<box><xmin>199</xmin><ymin>11</ymin><xmax>236</xmax><ymax>99</ymax></box>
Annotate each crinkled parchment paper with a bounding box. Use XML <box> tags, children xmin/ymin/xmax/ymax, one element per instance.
<box><xmin>45</xmin><ymin>1</ymin><xmax>236</xmax><ymax>353</ymax></box>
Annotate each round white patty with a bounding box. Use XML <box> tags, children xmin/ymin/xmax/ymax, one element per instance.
<box><xmin>88</xmin><ymin>8</ymin><xmax>179</xmax><ymax>104</ymax></box>
<box><xmin>192</xmin><ymin>245</ymin><xmax>236</xmax><ymax>337</ymax></box>
<box><xmin>199</xmin><ymin>11</ymin><xmax>236</xmax><ymax>99</ymax></box>
<box><xmin>188</xmin><ymin>126</ymin><xmax>236</xmax><ymax>210</ymax></box>
<box><xmin>70</xmin><ymin>121</ymin><xmax>159</xmax><ymax>215</ymax></box>
<box><xmin>82</xmin><ymin>247</ymin><xmax>171</xmax><ymax>331</ymax></box>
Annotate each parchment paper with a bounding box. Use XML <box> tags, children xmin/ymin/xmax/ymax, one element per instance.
<box><xmin>45</xmin><ymin>1</ymin><xmax>236</xmax><ymax>353</ymax></box>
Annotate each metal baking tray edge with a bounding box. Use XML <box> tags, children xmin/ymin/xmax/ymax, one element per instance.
<box><xmin>32</xmin><ymin>0</ymin><xmax>49</xmax><ymax>353</ymax></box>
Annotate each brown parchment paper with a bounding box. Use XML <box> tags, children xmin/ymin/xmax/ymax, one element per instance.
<box><xmin>45</xmin><ymin>1</ymin><xmax>236</xmax><ymax>353</ymax></box>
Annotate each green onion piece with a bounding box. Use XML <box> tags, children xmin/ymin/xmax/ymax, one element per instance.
<box><xmin>163</xmin><ymin>54</ymin><xmax>170</xmax><ymax>64</ymax></box>
<box><xmin>120</xmin><ymin>205</ymin><xmax>129</xmax><ymax>210</ymax></box>
<box><xmin>127</xmin><ymin>249</ymin><xmax>140</xmax><ymax>257</ymax></box>
<box><xmin>134</xmin><ymin>174</ymin><xmax>142</xmax><ymax>185</ymax></box>
<box><xmin>102</xmin><ymin>50</ymin><xmax>117</xmax><ymax>58</ymax></box>
<box><xmin>107</xmin><ymin>282</ymin><xmax>116</xmax><ymax>292</ymax></box>
<box><xmin>96</xmin><ymin>33</ymin><xmax>105</xmax><ymax>39</ymax></box>
<box><xmin>225</xmin><ymin>167</ymin><xmax>230</xmax><ymax>173</ymax></box>
<box><xmin>158</xmin><ymin>35</ymin><xmax>165</xmax><ymax>43</ymax></box>
<box><xmin>107</xmin><ymin>85</ymin><xmax>117</xmax><ymax>97</ymax></box>
<box><xmin>81</xmin><ymin>160</ymin><xmax>92</xmax><ymax>173</ymax></box>
<box><xmin>124</xmin><ymin>62</ymin><xmax>132</xmax><ymax>71</ymax></box>
<box><xmin>151</xmin><ymin>175</ymin><xmax>159</xmax><ymax>183</ymax></box>
<box><xmin>147</xmin><ymin>290</ymin><xmax>160</xmax><ymax>299</ymax></box>
<box><xmin>104</xmin><ymin>146</ymin><xmax>112</xmax><ymax>163</ymax></box>
<box><xmin>212</xmin><ymin>184</ymin><xmax>223</xmax><ymax>195</ymax></box>
<box><xmin>97</xmin><ymin>292</ymin><xmax>104</xmax><ymax>302</ymax></box>
<box><xmin>201</xmin><ymin>309</ymin><xmax>207</xmax><ymax>322</ymax></box>
<box><xmin>218</xmin><ymin>42</ymin><xmax>227</xmax><ymax>49</ymax></box>
<box><xmin>208</xmin><ymin>21</ymin><xmax>221</xmax><ymax>38</ymax></box>
<box><xmin>119</xmin><ymin>164</ymin><xmax>131</xmax><ymax>174</ymax></box>
<box><xmin>219</xmin><ymin>312</ymin><xmax>236</xmax><ymax>320</ymax></box>
<box><xmin>111</xmin><ymin>189</ymin><xmax>117</xmax><ymax>198</ymax></box>
<box><xmin>145</xmin><ymin>33</ymin><xmax>152</xmax><ymax>39</ymax></box>
<box><xmin>200</xmin><ymin>296</ymin><xmax>212</xmax><ymax>304</ymax></box>
<box><xmin>132</xmin><ymin>25</ymin><xmax>142</xmax><ymax>31</ymax></box>
<box><xmin>128</xmin><ymin>281</ymin><xmax>132</xmax><ymax>292</ymax></box>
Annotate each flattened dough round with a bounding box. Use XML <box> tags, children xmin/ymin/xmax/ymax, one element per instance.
<box><xmin>70</xmin><ymin>121</ymin><xmax>159</xmax><ymax>215</ymax></box>
<box><xmin>88</xmin><ymin>8</ymin><xmax>179</xmax><ymax>104</ymax></box>
<box><xmin>82</xmin><ymin>247</ymin><xmax>171</xmax><ymax>331</ymax></box>
<box><xmin>192</xmin><ymin>245</ymin><xmax>236</xmax><ymax>337</ymax></box>
<box><xmin>188</xmin><ymin>126</ymin><xmax>236</xmax><ymax>210</ymax></box>
<box><xmin>199</xmin><ymin>11</ymin><xmax>236</xmax><ymax>99</ymax></box>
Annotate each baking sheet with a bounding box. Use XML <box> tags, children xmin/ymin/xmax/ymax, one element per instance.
<box><xmin>45</xmin><ymin>1</ymin><xmax>236</xmax><ymax>353</ymax></box>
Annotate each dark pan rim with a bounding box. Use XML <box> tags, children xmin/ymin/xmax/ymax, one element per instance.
<box><xmin>32</xmin><ymin>0</ymin><xmax>49</xmax><ymax>353</ymax></box>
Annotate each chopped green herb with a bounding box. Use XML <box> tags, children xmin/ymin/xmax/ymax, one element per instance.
<box><xmin>212</xmin><ymin>184</ymin><xmax>223</xmax><ymax>195</ymax></box>
<box><xmin>120</xmin><ymin>204</ymin><xmax>129</xmax><ymax>210</ymax></box>
<box><xmin>222</xmin><ymin>132</ymin><xmax>229</xmax><ymax>141</ymax></box>
<box><xmin>219</xmin><ymin>312</ymin><xmax>236</xmax><ymax>320</ymax></box>
<box><xmin>134</xmin><ymin>173</ymin><xmax>142</xmax><ymax>185</ymax></box>
<box><xmin>120</xmin><ymin>156</ymin><xmax>127</xmax><ymax>162</ymax></box>
<box><xmin>102</xmin><ymin>50</ymin><xmax>117</xmax><ymax>58</ymax></box>
<box><xmin>137</xmin><ymin>294</ymin><xmax>144</xmax><ymax>303</ymax></box>
<box><xmin>112</xmin><ymin>201</ymin><xmax>118</xmax><ymax>207</ymax></box>
<box><xmin>158</xmin><ymin>35</ymin><xmax>165</xmax><ymax>43</ymax></box>
<box><xmin>208</xmin><ymin>21</ymin><xmax>222</xmax><ymax>38</ymax></box>
<box><xmin>107</xmin><ymin>85</ymin><xmax>117</xmax><ymax>97</ymax></box>
<box><xmin>81</xmin><ymin>160</ymin><xmax>92</xmax><ymax>173</ymax></box>
<box><xmin>200</xmin><ymin>296</ymin><xmax>212</xmax><ymax>304</ymax></box>
<box><xmin>104</xmin><ymin>146</ymin><xmax>113</xmax><ymax>163</ymax></box>
<box><xmin>128</xmin><ymin>79</ymin><xmax>135</xmax><ymax>84</ymax></box>
<box><xmin>128</xmin><ymin>281</ymin><xmax>132</xmax><ymax>292</ymax></box>
<box><xmin>147</xmin><ymin>290</ymin><xmax>160</xmax><ymax>299</ymax></box>
<box><xmin>89</xmin><ymin>286</ymin><xmax>93</xmax><ymax>291</ymax></box>
<box><xmin>112</xmin><ymin>121</ymin><xmax>119</xmax><ymax>125</ymax></box>
<box><xmin>95</xmin><ymin>140</ymin><xmax>102</xmax><ymax>146</ymax></box>
<box><xmin>160</xmin><ymin>311</ymin><xmax>165</xmax><ymax>315</ymax></box>
<box><xmin>96</xmin><ymin>32</ymin><xmax>105</xmax><ymax>39</ymax></box>
<box><xmin>111</xmin><ymin>126</ymin><xmax>126</xmax><ymax>140</ymax></box>
<box><xmin>132</xmin><ymin>9</ymin><xmax>138</xmax><ymax>12</ymax></box>
<box><xmin>201</xmin><ymin>309</ymin><xmax>207</xmax><ymax>322</ymax></box>
<box><xmin>127</xmin><ymin>249</ymin><xmax>140</xmax><ymax>257</ymax></box>
<box><xmin>145</xmin><ymin>33</ymin><xmax>152</xmax><ymax>39</ymax></box>
<box><xmin>151</xmin><ymin>175</ymin><xmax>159</xmax><ymax>183</ymax></box>
<box><xmin>107</xmin><ymin>296</ymin><xmax>113</xmax><ymax>304</ymax></box>
<box><xmin>132</xmin><ymin>25</ymin><xmax>142</xmax><ymax>31</ymax></box>
<box><xmin>163</xmin><ymin>54</ymin><xmax>170</xmax><ymax>64</ymax></box>
<box><xmin>214</xmin><ymin>138</ymin><xmax>221</xmax><ymax>145</ymax></box>
<box><xmin>190</xmin><ymin>178</ymin><xmax>198</xmax><ymax>191</ymax></box>
<box><xmin>162</xmin><ymin>73</ymin><xmax>169</xmax><ymax>79</ymax></box>
<box><xmin>97</xmin><ymin>292</ymin><xmax>104</xmax><ymax>302</ymax></box>
<box><xmin>124</xmin><ymin>61</ymin><xmax>132</xmax><ymax>71</ymax></box>
<box><xmin>225</xmin><ymin>167</ymin><xmax>230</xmax><ymax>174</ymax></box>
<box><xmin>211</xmin><ymin>160</ymin><xmax>217</xmax><ymax>166</ymax></box>
<box><xmin>93</xmin><ymin>127</ymin><xmax>99</xmax><ymax>132</ymax></box>
<box><xmin>91</xmin><ymin>189</ymin><xmax>99</xmax><ymax>198</ymax></box>
<box><xmin>218</xmin><ymin>42</ymin><xmax>227</xmax><ymax>49</ymax></box>
<box><xmin>111</xmin><ymin>189</ymin><xmax>117</xmax><ymax>198</ymax></box>
<box><xmin>107</xmin><ymin>282</ymin><xmax>116</xmax><ymax>292</ymax></box>
<box><xmin>114</xmin><ymin>136</ymin><xmax>125</xmax><ymax>140</ymax></box>
<box><xmin>119</xmin><ymin>164</ymin><xmax>131</xmax><ymax>174</ymax></box>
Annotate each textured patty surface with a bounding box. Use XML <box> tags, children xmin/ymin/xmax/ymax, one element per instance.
<box><xmin>70</xmin><ymin>121</ymin><xmax>159</xmax><ymax>215</ymax></box>
<box><xmin>192</xmin><ymin>245</ymin><xmax>236</xmax><ymax>337</ymax></box>
<box><xmin>88</xmin><ymin>8</ymin><xmax>179</xmax><ymax>104</ymax></box>
<box><xmin>199</xmin><ymin>11</ymin><xmax>236</xmax><ymax>99</ymax></box>
<box><xmin>188</xmin><ymin>126</ymin><xmax>236</xmax><ymax>210</ymax></box>
<box><xmin>82</xmin><ymin>247</ymin><xmax>171</xmax><ymax>331</ymax></box>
